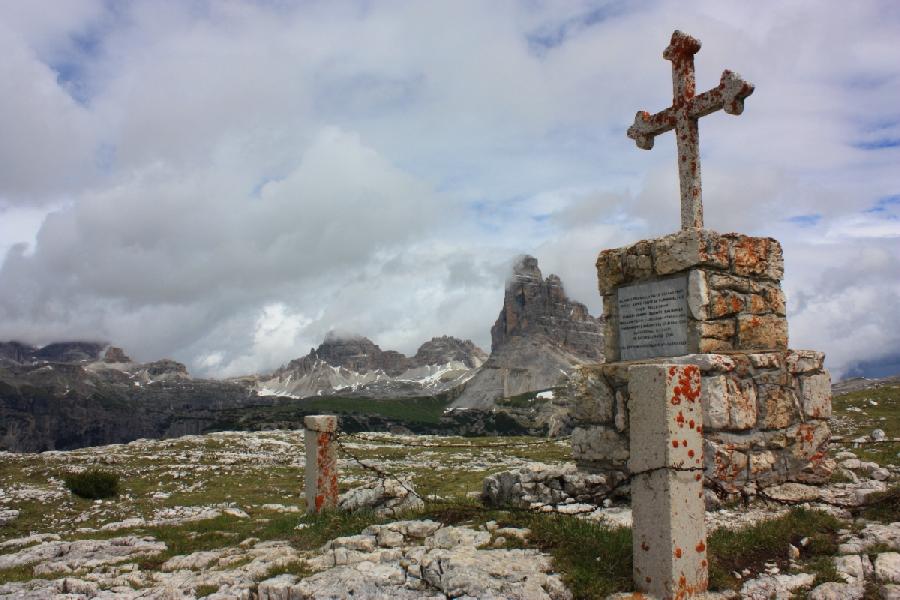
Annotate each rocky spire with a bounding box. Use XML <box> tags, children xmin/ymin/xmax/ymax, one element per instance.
<box><xmin>490</xmin><ymin>255</ymin><xmax>604</xmax><ymax>360</ymax></box>
<box><xmin>451</xmin><ymin>256</ymin><xmax>605</xmax><ymax>409</ymax></box>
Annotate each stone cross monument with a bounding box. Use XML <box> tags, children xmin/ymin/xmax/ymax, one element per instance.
<box><xmin>565</xmin><ymin>30</ymin><xmax>833</xmax><ymax>600</ymax></box>
<box><xmin>627</xmin><ymin>30</ymin><xmax>754</xmax><ymax>230</ymax></box>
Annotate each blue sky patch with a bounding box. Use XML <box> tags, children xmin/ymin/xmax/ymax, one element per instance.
<box><xmin>94</xmin><ymin>144</ymin><xmax>117</xmax><ymax>173</ymax></box>
<box><xmin>526</xmin><ymin>1</ymin><xmax>635</xmax><ymax>54</ymax></box>
<box><xmin>251</xmin><ymin>173</ymin><xmax>289</xmax><ymax>198</ymax></box>
<box><xmin>787</xmin><ymin>213</ymin><xmax>821</xmax><ymax>227</ymax></box>
<box><xmin>855</xmin><ymin>138</ymin><xmax>900</xmax><ymax>150</ymax></box>
<box><xmin>468</xmin><ymin>199</ymin><xmax>503</xmax><ymax>233</ymax></box>
<box><xmin>47</xmin><ymin>3</ymin><xmax>125</xmax><ymax>105</ymax></box>
<box><xmin>865</xmin><ymin>195</ymin><xmax>900</xmax><ymax>215</ymax></box>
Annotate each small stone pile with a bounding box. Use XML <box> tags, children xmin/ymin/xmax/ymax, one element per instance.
<box><xmin>338</xmin><ymin>478</ymin><xmax>424</xmax><ymax>517</ymax></box>
<box><xmin>834</xmin><ymin>449</ymin><xmax>892</xmax><ymax>483</ymax></box>
<box><xmin>481</xmin><ymin>462</ymin><xmax>626</xmax><ymax>509</ymax></box>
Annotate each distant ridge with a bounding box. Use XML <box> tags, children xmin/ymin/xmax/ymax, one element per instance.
<box><xmin>0</xmin><ymin>340</ymin><xmax>108</xmax><ymax>364</ymax></box>
<box><xmin>254</xmin><ymin>333</ymin><xmax>487</xmax><ymax>399</ymax></box>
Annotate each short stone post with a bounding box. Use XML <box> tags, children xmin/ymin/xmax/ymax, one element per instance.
<box><xmin>629</xmin><ymin>364</ymin><xmax>707</xmax><ymax>599</ymax></box>
<box><xmin>304</xmin><ymin>415</ymin><xmax>338</xmax><ymax>514</ymax></box>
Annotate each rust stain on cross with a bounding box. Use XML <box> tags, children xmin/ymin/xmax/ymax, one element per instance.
<box><xmin>627</xmin><ymin>30</ymin><xmax>754</xmax><ymax>230</ymax></box>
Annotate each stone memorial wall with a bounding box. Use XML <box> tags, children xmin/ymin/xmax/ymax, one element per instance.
<box><xmin>569</xmin><ymin>350</ymin><xmax>832</xmax><ymax>495</ymax></box>
<box><xmin>572</xmin><ymin>227</ymin><xmax>833</xmax><ymax>499</ymax></box>
<box><xmin>596</xmin><ymin>229</ymin><xmax>787</xmax><ymax>363</ymax></box>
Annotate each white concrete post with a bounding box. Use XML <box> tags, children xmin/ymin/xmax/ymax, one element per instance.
<box><xmin>628</xmin><ymin>364</ymin><xmax>707</xmax><ymax>599</ymax></box>
<box><xmin>304</xmin><ymin>415</ymin><xmax>338</xmax><ymax>514</ymax></box>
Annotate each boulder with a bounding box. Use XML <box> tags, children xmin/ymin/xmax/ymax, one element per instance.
<box><xmin>876</xmin><ymin>553</ymin><xmax>900</xmax><ymax>584</ymax></box>
<box><xmin>808</xmin><ymin>581</ymin><xmax>864</xmax><ymax>600</ymax></box>
<box><xmin>338</xmin><ymin>479</ymin><xmax>424</xmax><ymax>517</ymax></box>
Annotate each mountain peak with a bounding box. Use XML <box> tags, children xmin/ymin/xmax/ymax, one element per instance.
<box><xmin>454</xmin><ymin>256</ymin><xmax>604</xmax><ymax>409</ymax></box>
<box><xmin>414</xmin><ymin>336</ymin><xmax>488</xmax><ymax>369</ymax></box>
<box><xmin>322</xmin><ymin>330</ymin><xmax>369</xmax><ymax>344</ymax></box>
<box><xmin>491</xmin><ymin>257</ymin><xmax>603</xmax><ymax>358</ymax></box>
<box><xmin>510</xmin><ymin>255</ymin><xmax>542</xmax><ymax>283</ymax></box>
<box><xmin>262</xmin><ymin>332</ymin><xmax>487</xmax><ymax>399</ymax></box>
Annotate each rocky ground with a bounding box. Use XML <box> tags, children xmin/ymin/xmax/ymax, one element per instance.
<box><xmin>0</xmin><ymin>379</ymin><xmax>899</xmax><ymax>599</ymax></box>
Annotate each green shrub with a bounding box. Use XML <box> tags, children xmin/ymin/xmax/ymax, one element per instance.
<box><xmin>64</xmin><ymin>469</ymin><xmax>120</xmax><ymax>499</ymax></box>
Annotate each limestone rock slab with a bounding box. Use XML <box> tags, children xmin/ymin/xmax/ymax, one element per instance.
<box><xmin>877</xmin><ymin>553</ymin><xmax>900</xmax><ymax>584</ymax></box>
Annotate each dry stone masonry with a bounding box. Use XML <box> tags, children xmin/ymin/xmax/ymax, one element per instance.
<box><xmin>578</xmin><ymin>212</ymin><xmax>832</xmax><ymax>500</ymax></box>
<box><xmin>596</xmin><ymin>229</ymin><xmax>787</xmax><ymax>362</ymax></box>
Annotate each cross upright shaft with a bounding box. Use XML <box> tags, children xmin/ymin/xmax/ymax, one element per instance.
<box><xmin>627</xmin><ymin>30</ymin><xmax>755</xmax><ymax>230</ymax></box>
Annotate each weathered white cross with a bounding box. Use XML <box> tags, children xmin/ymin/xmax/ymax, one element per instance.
<box><xmin>627</xmin><ymin>30</ymin><xmax>754</xmax><ymax>230</ymax></box>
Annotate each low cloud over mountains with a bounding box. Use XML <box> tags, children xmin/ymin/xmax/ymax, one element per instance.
<box><xmin>0</xmin><ymin>2</ymin><xmax>898</xmax><ymax>379</ymax></box>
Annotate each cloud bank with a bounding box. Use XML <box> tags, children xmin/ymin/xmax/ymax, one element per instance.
<box><xmin>0</xmin><ymin>0</ymin><xmax>898</xmax><ymax>379</ymax></box>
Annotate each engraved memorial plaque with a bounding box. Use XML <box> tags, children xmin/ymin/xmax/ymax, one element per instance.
<box><xmin>617</xmin><ymin>275</ymin><xmax>689</xmax><ymax>360</ymax></box>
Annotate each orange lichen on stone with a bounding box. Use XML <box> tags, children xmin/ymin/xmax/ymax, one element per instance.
<box><xmin>671</xmin><ymin>365</ymin><xmax>701</xmax><ymax>405</ymax></box>
<box><xmin>671</xmin><ymin>572</ymin><xmax>709</xmax><ymax>600</ymax></box>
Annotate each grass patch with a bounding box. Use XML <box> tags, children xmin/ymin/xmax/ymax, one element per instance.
<box><xmin>802</xmin><ymin>555</ymin><xmax>841</xmax><ymax>586</ymax></box>
<box><xmin>413</xmin><ymin>467</ymin><xmax>489</xmax><ymax>499</ymax></box>
<box><xmin>856</xmin><ymin>485</ymin><xmax>900</xmax><ymax>523</ymax></box>
<box><xmin>418</xmin><ymin>500</ymin><xmax>631</xmax><ymax>599</ymax></box>
<box><xmin>63</xmin><ymin>469</ymin><xmax>120</xmax><ymax>499</ymax></box>
<box><xmin>832</xmin><ymin>385</ymin><xmax>900</xmax><ymax>437</ymax></box>
<box><xmin>303</xmin><ymin>395</ymin><xmax>451</xmax><ymax>424</ymax></box>
<box><xmin>194</xmin><ymin>584</ymin><xmax>219</xmax><ymax>598</ymax></box>
<box><xmin>526</xmin><ymin>514</ymin><xmax>632</xmax><ymax>599</ymax></box>
<box><xmin>157</xmin><ymin>467</ymin><xmax>302</xmax><ymax>509</ymax></box>
<box><xmin>0</xmin><ymin>564</ymin><xmax>35</xmax><ymax>585</ymax></box>
<box><xmin>828</xmin><ymin>469</ymin><xmax>855</xmax><ymax>484</ymax></box>
<box><xmin>708</xmin><ymin>507</ymin><xmax>841</xmax><ymax>590</ymax></box>
<box><xmin>293</xmin><ymin>509</ymin><xmax>390</xmax><ymax>549</ymax></box>
<box><xmin>417</xmin><ymin>498</ymin><xmax>507</xmax><ymax>526</ymax></box>
<box><xmin>831</xmin><ymin>383</ymin><xmax>900</xmax><ymax>466</ymax></box>
<box><xmin>137</xmin><ymin>511</ymin><xmax>304</xmax><ymax>571</ymax></box>
<box><xmin>208</xmin><ymin>394</ymin><xmax>453</xmax><ymax>431</ymax></box>
<box><xmin>496</xmin><ymin>389</ymin><xmax>556</xmax><ymax>410</ymax></box>
<box><xmin>258</xmin><ymin>559</ymin><xmax>312</xmax><ymax>581</ymax></box>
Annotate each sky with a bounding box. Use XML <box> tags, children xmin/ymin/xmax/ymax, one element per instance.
<box><xmin>0</xmin><ymin>0</ymin><xmax>898</xmax><ymax>380</ymax></box>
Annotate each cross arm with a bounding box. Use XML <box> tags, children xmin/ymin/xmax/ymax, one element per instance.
<box><xmin>627</xmin><ymin>107</ymin><xmax>677</xmax><ymax>150</ymax></box>
<box><xmin>688</xmin><ymin>70</ymin><xmax>755</xmax><ymax>119</ymax></box>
